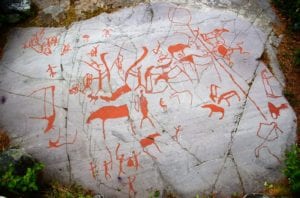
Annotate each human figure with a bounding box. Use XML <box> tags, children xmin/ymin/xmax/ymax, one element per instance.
<box><xmin>23</xmin><ymin>28</ymin><xmax>50</xmax><ymax>55</ymax></box>
<box><xmin>103</xmin><ymin>160</ymin><xmax>112</xmax><ymax>180</ymax></box>
<box><xmin>127</xmin><ymin>151</ymin><xmax>141</xmax><ymax>170</ymax></box>
<box><xmin>138</xmin><ymin>90</ymin><xmax>155</xmax><ymax>128</ymax></box>
<box><xmin>89</xmin><ymin>161</ymin><xmax>98</xmax><ymax>179</ymax></box>
<box><xmin>42</xmin><ymin>45</ymin><xmax>52</xmax><ymax>56</ymax></box>
<box><xmin>144</xmin><ymin>66</ymin><xmax>155</xmax><ymax>93</ymax></box>
<box><xmin>69</xmin><ymin>83</ymin><xmax>80</xmax><ymax>95</ymax></box>
<box><xmin>104</xmin><ymin>146</ymin><xmax>113</xmax><ymax>180</ymax></box>
<box><xmin>60</xmin><ymin>44</ymin><xmax>71</xmax><ymax>56</ymax></box>
<box><xmin>159</xmin><ymin>98</ymin><xmax>167</xmax><ymax>112</ymax></box>
<box><xmin>82</xmin><ymin>73</ymin><xmax>93</xmax><ymax>93</ymax></box>
<box><xmin>83</xmin><ymin>55</ymin><xmax>110</xmax><ymax>92</ymax></box>
<box><xmin>115</xmin><ymin>143</ymin><xmax>126</xmax><ymax>177</ymax></box>
<box><xmin>128</xmin><ymin>176</ymin><xmax>137</xmax><ymax>198</ymax></box>
<box><xmin>46</xmin><ymin>36</ymin><xmax>59</xmax><ymax>47</ymax></box>
<box><xmin>112</xmin><ymin>51</ymin><xmax>125</xmax><ymax>81</ymax></box>
<box><xmin>209</xmin><ymin>84</ymin><xmax>219</xmax><ymax>103</ymax></box>
<box><xmin>47</xmin><ymin>64</ymin><xmax>57</xmax><ymax>78</ymax></box>
<box><xmin>134</xmin><ymin>67</ymin><xmax>146</xmax><ymax>91</ymax></box>
<box><xmin>172</xmin><ymin>125</ymin><xmax>183</xmax><ymax>142</ymax></box>
<box><xmin>88</xmin><ymin>45</ymin><xmax>98</xmax><ymax>57</ymax></box>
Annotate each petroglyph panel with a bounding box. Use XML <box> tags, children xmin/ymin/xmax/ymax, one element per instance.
<box><xmin>0</xmin><ymin>2</ymin><xmax>296</xmax><ymax>197</ymax></box>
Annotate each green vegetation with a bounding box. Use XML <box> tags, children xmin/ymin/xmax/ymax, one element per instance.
<box><xmin>283</xmin><ymin>144</ymin><xmax>300</xmax><ymax>193</ymax></box>
<box><xmin>194</xmin><ymin>193</ymin><xmax>217</xmax><ymax>198</ymax></box>
<box><xmin>272</xmin><ymin>0</ymin><xmax>300</xmax><ymax>31</ymax></box>
<box><xmin>263</xmin><ymin>181</ymin><xmax>291</xmax><ymax>196</ymax></box>
<box><xmin>149</xmin><ymin>190</ymin><xmax>160</xmax><ymax>198</ymax></box>
<box><xmin>0</xmin><ymin>162</ymin><xmax>44</xmax><ymax>193</ymax></box>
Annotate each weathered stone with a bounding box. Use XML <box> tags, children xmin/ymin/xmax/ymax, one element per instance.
<box><xmin>0</xmin><ymin>0</ymin><xmax>31</xmax><ymax>25</ymax></box>
<box><xmin>0</xmin><ymin>0</ymin><xmax>31</xmax><ymax>13</ymax></box>
<box><xmin>32</xmin><ymin>0</ymin><xmax>69</xmax><ymax>22</ymax></box>
<box><xmin>32</xmin><ymin>0</ymin><xmax>69</xmax><ymax>11</ymax></box>
<box><xmin>0</xmin><ymin>2</ymin><xmax>296</xmax><ymax>197</ymax></box>
<box><xmin>73</xmin><ymin>0</ymin><xmax>145</xmax><ymax>19</ymax></box>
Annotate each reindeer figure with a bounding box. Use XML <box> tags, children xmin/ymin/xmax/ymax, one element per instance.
<box><xmin>217</xmin><ymin>90</ymin><xmax>241</xmax><ymax>106</ymax></box>
<box><xmin>86</xmin><ymin>104</ymin><xmax>130</xmax><ymax>140</ymax></box>
<box><xmin>139</xmin><ymin>133</ymin><xmax>162</xmax><ymax>159</ymax></box>
<box><xmin>201</xmin><ymin>104</ymin><xmax>224</xmax><ymax>120</ymax></box>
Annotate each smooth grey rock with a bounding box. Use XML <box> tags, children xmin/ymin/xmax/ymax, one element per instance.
<box><xmin>0</xmin><ymin>2</ymin><xmax>296</xmax><ymax>197</ymax></box>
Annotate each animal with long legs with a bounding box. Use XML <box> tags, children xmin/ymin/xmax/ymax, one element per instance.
<box><xmin>217</xmin><ymin>90</ymin><xmax>240</xmax><ymax>106</ymax></box>
<box><xmin>201</xmin><ymin>104</ymin><xmax>224</xmax><ymax>120</ymax></box>
<box><xmin>139</xmin><ymin>133</ymin><xmax>162</xmax><ymax>159</ymax></box>
<box><xmin>86</xmin><ymin>104</ymin><xmax>130</xmax><ymax>140</ymax></box>
<box><xmin>268</xmin><ymin>102</ymin><xmax>288</xmax><ymax>119</ymax></box>
<box><xmin>209</xmin><ymin>84</ymin><xmax>240</xmax><ymax>106</ymax></box>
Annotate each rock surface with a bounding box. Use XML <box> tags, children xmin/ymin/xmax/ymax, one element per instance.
<box><xmin>0</xmin><ymin>2</ymin><xmax>296</xmax><ymax>197</ymax></box>
<box><xmin>0</xmin><ymin>0</ymin><xmax>32</xmax><ymax>25</ymax></box>
<box><xmin>0</xmin><ymin>0</ymin><xmax>31</xmax><ymax>12</ymax></box>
